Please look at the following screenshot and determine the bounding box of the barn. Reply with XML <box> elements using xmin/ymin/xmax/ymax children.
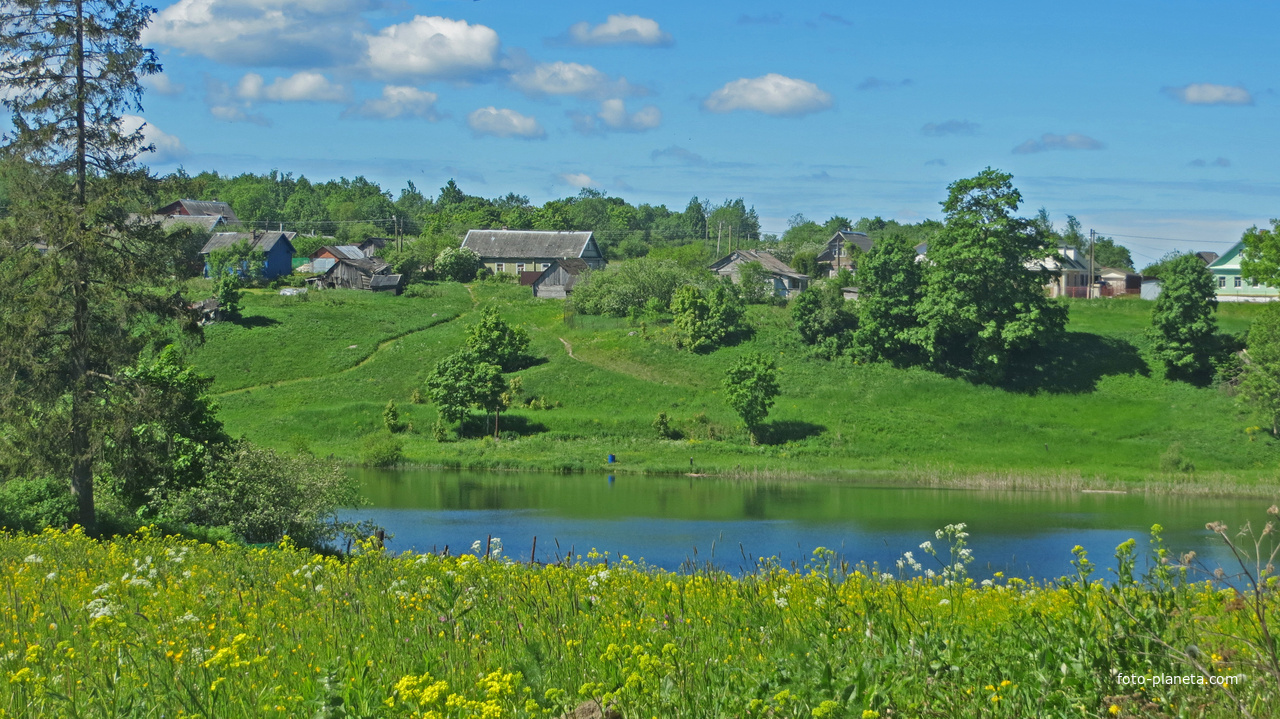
<box><xmin>531</xmin><ymin>259</ymin><xmax>590</xmax><ymax>299</ymax></box>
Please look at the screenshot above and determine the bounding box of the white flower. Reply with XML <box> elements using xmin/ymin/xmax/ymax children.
<box><xmin>127</xmin><ymin>577</ymin><xmax>152</xmax><ymax>588</ymax></box>
<box><xmin>919</xmin><ymin>541</ymin><xmax>933</xmax><ymax>552</ymax></box>
<box><xmin>814</xmin><ymin>597</ymin><xmax>826</xmax><ymax>607</ymax></box>
<box><xmin>896</xmin><ymin>559</ymin><xmax>905</xmax><ymax>569</ymax></box>
<box><xmin>85</xmin><ymin>598</ymin><xmax>116</xmax><ymax>619</ymax></box>
<box><xmin>938</xmin><ymin>599</ymin><xmax>950</xmax><ymax>606</ymax></box>
<box><xmin>176</xmin><ymin>612</ymin><xmax>199</xmax><ymax>624</ymax></box>
<box><xmin>925</xmin><ymin>569</ymin><xmax>936</xmax><ymax>579</ymax></box>
<box><xmin>880</xmin><ymin>573</ymin><xmax>894</xmax><ymax>582</ymax></box>
<box><xmin>959</xmin><ymin>548</ymin><xmax>973</xmax><ymax>560</ymax></box>
<box><xmin>471</xmin><ymin>540</ymin><xmax>483</xmax><ymax>553</ymax></box>
<box><xmin>772</xmin><ymin>590</ymin><xmax>788</xmax><ymax>608</ymax></box>
<box><xmin>935</xmin><ymin>529</ymin><xmax>944</xmax><ymax>539</ymax></box>
<box><xmin>981</xmin><ymin>579</ymin><xmax>993</xmax><ymax>587</ymax></box>
<box><xmin>92</xmin><ymin>582</ymin><xmax>111</xmax><ymax>594</ymax></box>
<box><xmin>45</xmin><ymin>572</ymin><xmax>57</xmax><ymax>581</ymax></box>
<box><xmin>23</xmin><ymin>554</ymin><xmax>42</xmax><ymax>564</ymax></box>
<box><xmin>313</xmin><ymin>584</ymin><xmax>324</xmax><ymax>592</ymax></box>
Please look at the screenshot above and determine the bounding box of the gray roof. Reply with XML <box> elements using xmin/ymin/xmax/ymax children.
<box><xmin>128</xmin><ymin>213</ymin><xmax>227</xmax><ymax>232</ymax></box>
<box><xmin>1196</xmin><ymin>251</ymin><xmax>1220</xmax><ymax>266</ymax></box>
<box><xmin>323</xmin><ymin>257</ymin><xmax>390</xmax><ymax>276</ymax></box>
<box><xmin>461</xmin><ymin>229</ymin><xmax>595</xmax><ymax>259</ymax></box>
<box><xmin>817</xmin><ymin>231</ymin><xmax>873</xmax><ymax>261</ymax></box>
<box><xmin>370</xmin><ymin>274</ymin><xmax>403</xmax><ymax>289</ymax></box>
<box><xmin>709</xmin><ymin>249</ymin><xmax>808</xmax><ymax>280</ymax></box>
<box><xmin>312</xmin><ymin>245</ymin><xmax>364</xmax><ymax>260</ymax></box>
<box><xmin>200</xmin><ymin>231</ymin><xmax>296</xmax><ymax>255</ymax></box>
<box><xmin>554</xmin><ymin>258</ymin><xmax>591</xmax><ymax>276</ymax></box>
<box><xmin>159</xmin><ymin>199</ymin><xmax>240</xmax><ymax>223</ymax></box>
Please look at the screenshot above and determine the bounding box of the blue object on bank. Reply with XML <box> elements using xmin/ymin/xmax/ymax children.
<box><xmin>607</xmin><ymin>454</ymin><xmax>616</xmax><ymax>463</ymax></box>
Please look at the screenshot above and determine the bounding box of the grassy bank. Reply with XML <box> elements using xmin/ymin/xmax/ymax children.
<box><xmin>3</xmin><ymin>527</ymin><xmax>1274</xmax><ymax>718</ymax></box>
<box><xmin>189</xmin><ymin>283</ymin><xmax>1280</xmax><ymax>489</ymax></box>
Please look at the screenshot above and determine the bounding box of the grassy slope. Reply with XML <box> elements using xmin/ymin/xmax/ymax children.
<box><xmin>191</xmin><ymin>284</ymin><xmax>1280</xmax><ymax>488</ymax></box>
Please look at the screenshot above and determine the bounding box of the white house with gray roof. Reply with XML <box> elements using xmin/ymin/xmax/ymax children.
<box><xmin>461</xmin><ymin>229</ymin><xmax>605</xmax><ymax>276</ymax></box>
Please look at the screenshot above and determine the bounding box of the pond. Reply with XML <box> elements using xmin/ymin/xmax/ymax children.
<box><xmin>341</xmin><ymin>469</ymin><xmax>1277</xmax><ymax>580</ymax></box>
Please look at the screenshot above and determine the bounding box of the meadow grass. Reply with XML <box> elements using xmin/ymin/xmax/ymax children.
<box><xmin>190</xmin><ymin>284</ymin><xmax>1280</xmax><ymax>488</ymax></box>
<box><xmin>2</xmin><ymin>526</ymin><xmax>1274</xmax><ymax>718</ymax></box>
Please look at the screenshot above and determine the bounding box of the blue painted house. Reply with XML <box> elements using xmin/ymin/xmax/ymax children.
<box><xmin>200</xmin><ymin>231</ymin><xmax>297</xmax><ymax>280</ymax></box>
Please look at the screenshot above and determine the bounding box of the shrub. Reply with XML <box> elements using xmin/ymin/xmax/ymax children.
<box><xmin>652</xmin><ymin>412</ymin><xmax>678</xmax><ymax>440</ymax></box>
<box><xmin>466</xmin><ymin>307</ymin><xmax>531</xmax><ymax>371</ymax></box>
<box><xmin>410</xmin><ymin>387</ymin><xmax>426</xmax><ymax>404</ymax></box>
<box><xmin>435</xmin><ymin>247</ymin><xmax>483</xmax><ymax>283</ymax></box>
<box><xmin>383</xmin><ymin>399</ymin><xmax>405</xmax><ymax>433</ymax></box>
<box><xmin>168</xmin><ymin>441</ymin><xmax>366</xmax><ymax>548</ymax></box>
<box><xmin>431</xmin><ymin>420</ymin><xmax>449</xmax><ymax>442</ymax></box>
<box><xmin>0</xmin><ymin>477</ymin><xmax>77</xmax><ymax>531</ymax></box>
<box><xmin>1158</xmin><ymin>443</ymin><xmax>1194</xmax><ymax>473</ymax></box>
<box><xmin>403</xmin><ymin>283</ymin><xmax>440</xmax><ymax>299</ymax></box>
<box><xmin>360</xmin><ymin>432</ymin><xmax>404</xmax><ymax>467</ymax></box>
<box><xmin>570</xmin><ymin>258</ymin><xmax>694</xmax><ymax>317</ymax></box>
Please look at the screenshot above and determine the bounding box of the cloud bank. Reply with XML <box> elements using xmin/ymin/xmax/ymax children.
<box><xmin>703</xmin><ymin>74</ymin><xmax>832</xmax><ymax>117</ymax></box>
<box><xmin>467</xmin><ymin>107</ymin><xmax>545</xmax><ymax>139</ymax></box>
<box><xmin>1012</xmin><ymin>133</ymin><xmax>1104</xmax><ymax>154</ymax></box>
<box><xmin>1163</xmin><ymin>83</ymin><xmax>1253</xmax><ymax>105</ymax></box>
<box><xmin>565</xmin><ymin>15</ymin><xmax>671</xmax><ymax>46</ymax></box>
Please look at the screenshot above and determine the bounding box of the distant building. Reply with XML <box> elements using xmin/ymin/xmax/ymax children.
<box><xmin>709</xmin><ymin>249</ymin><xmax>809</xmax><ymax>297</ymax></box>
<box><xmin>309</xmin><ymin>257</ymin><xmax>402</xmax><ymax>293</ymax></box>
<box><xmin>1032</xmin><ymin>245</ymin><xmax>1094</xmax><ymax>298</ymax></box>
<box><xmin>358</xmin><ymin>237</ymin><xmax>392</xmax><ymax>258</ymax></box>
<box><xmin>461</xmin><ymin>229</ymin><xmax>605</xmax><ymax>275</ymax></box>
<box><xmin>200</xmin><ymin>231</ymin><xmax>296</xmax><ymax>279</ymax></box>
<box><xmin>1195</xmin><ymin>251</ymin><xmax>1220</xmax><ymax>266</ymax></box>
<box><xmin>1098</xmin><ymin>266</ymin><xmax>1141</xmax><ymax>295</ymax></box>
<box><xmin>309</xmin><ymin>245</ymin><xmax>366</xmax><ymax>273</ymax></box>
<box><xmin>816</xmin><ymin>231</ymin><xmax>873</xmax><ymax>274</ymax></box>
<box><xmin>532</xmin><ymin>259</ymin><xmax>591</xmax><ymax>299</ymax></box>
<box><xmin>1208</xmin><ymin>241</ymin><xmax>1280</xmax><ymax>302</ymax></box>
<box><xmin>157</xmin><ymin>199</ymin><xmax>240</xmax><ymax>225</ymax></box>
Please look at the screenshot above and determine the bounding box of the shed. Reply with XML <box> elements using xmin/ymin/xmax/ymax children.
<box><xmin>1140</xmin><ymin>279</ymin><xmax>1162</xmax><ymax>301</ymax></box>
<box><xmin>309</xmin><ymin>245</ymin><xmax>366</xmax><ymax>273</ymax></box>
<box><xmin>200</xmin><ymin>231</ymin><xmax>297</xmax><ymax>279</ymax></box>
<box><xmin>369</xmin><ymin>274</ymin><xmax>405</xmax><ymax>295</ymax></box>
<box><xmin>708</xmin><ymin>249</ymin><xmax>809</xmax><ymax>297</ymax></box>
<box><xmin>358</xmin><ymin>237</ymin><xmax>391</xmax><ymax>258</ymax></box>
<box><xmin>158</xmin><ymin>199</ymin><xmax>240</xmax><ymax>224</ymax></box>
<box><xmin>189</xmin><ymin>297</ymin><xmax>222</xmax><ymax>325</ymax></box>
<box><xmin>532</xmin><ymin>259</ymin><xmax>590</xmax><ymax>299</ymax></box>
<box><xmin>1098</xmin><ymin>266</ymin><xmax>1141</xmax><ymax>294</ymax></box>
<box><xmin>461</xmin><ymin>229</ymin><xmax>605</xmax><ymax>275</ymax></box>
<box><xmin>310</xmin><ymin>257</ymin><xmax>394</xmax><ymax>291</ymax></box>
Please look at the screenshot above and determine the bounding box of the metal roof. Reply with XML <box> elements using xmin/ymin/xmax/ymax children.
<box><xmin>461</xmin><ymin>229</ymin><xmax>594</xmax><ymax>259</ymax></box>
<box><xmin>200</xmin><ymin>231</ymin><xmax>296</xmax><ymax>255</ymax></box>
<box><xmin>370</xmin><ymin>274</ymin><xmax>403</xmax><ymax>289</ymax></box>
<box><xmin>159</xmin><ymin>199</ymin><xmax>240</xmax><ymax>223</ymax></box>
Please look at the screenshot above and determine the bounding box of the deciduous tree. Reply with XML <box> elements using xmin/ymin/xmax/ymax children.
<box><xmin>1147</xmin><ymin>252</ymin><xmax>1219</xmax><ymax>383</ymax></box>
<box><xmin>854</xmin><ymin>234</ymin><xmax>923</xmax><ymax>364</ymax></box>
<box><xmin>722</xmin><ymin>352</ymin><xmax>780</xmax><ymax>443</ymax></box>
<box><xmin>1239</xmin><ymin>304</ymin><xmax>1280</xmax><ymax>436</ymax></box>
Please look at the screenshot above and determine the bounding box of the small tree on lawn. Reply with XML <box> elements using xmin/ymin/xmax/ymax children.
<box><xmin>791</xmin><ymin>279</ymin><xmax>856</xmax><ymax>359</ymax></box>
<box><xmin>722</xmin><ymin>352</ymin><xmax>780</xmax><ymax>444</ymax></box>
<box><xmin>671</xmin><ymin>285</ymin><xmax>712</xmax><ymax>352</ymax></box>
<box><xmin>466</xmin><ymin>307</ymin><xmax>530</xmax><ymax>371</ymax></box>
<box><xmin>736</xmin><ymin>261</ymin><xmax>772</xmax><ymax>304</ymax></box>
<box><xmin>1239</xmin><ymin>304</ymin><xmax>1280</xmax><ymax>436</ymax></box>
<box><xmin>424</xmin><ymin>351</ymin><xmax>481</xmax><ymax>437</ymax></box>
<box><xmin>1147</xmin><ymin>252</ymin><xmax>1218</xmax><ymax>383</ymax></box>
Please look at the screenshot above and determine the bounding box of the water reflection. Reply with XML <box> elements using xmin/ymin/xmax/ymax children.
<box><xmin>341</xmin><ymin>469</ymin><xmax>1277</xmax><ymax>579</ymax></box>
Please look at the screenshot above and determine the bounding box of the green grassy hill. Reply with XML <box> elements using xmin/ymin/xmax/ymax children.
<box><xmin>189</xmin><ymin>283</ymin><xmax>1280</xmax><ymax>489</ymax></box>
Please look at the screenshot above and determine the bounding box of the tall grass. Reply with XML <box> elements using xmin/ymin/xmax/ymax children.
<box><xmin>2</xmin><ymin>524</ymin><xmax>1275</xmax><ymax>717</ymax></box>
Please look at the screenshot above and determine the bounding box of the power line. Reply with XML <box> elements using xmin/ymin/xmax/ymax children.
<box><xmin>1101</xmin><ymin>232</ymin><xmax>1239</xmax><ymax>245</ymax></box>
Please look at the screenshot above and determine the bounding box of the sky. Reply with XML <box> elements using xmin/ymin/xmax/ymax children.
<box><xmin>130</xmin><ymin>0</ymin><xmax>1280</xmax><ymax>266</ymax></box>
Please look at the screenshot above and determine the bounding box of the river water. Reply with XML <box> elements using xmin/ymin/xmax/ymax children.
<box><xmin>341</xmin><ymin>469</ymin><xmax>1277</xmax><ymax>580</ymax></box>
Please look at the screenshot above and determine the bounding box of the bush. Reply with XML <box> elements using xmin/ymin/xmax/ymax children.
<box><xmin>570</xmin><ymin>258</ymin><xmax>694</xmax><ymax>317</ymax></box>
<box><xmin>435</xmin><ymin>247</ymin><xmax>483</xmax><ymax>283</ymax></box>
<box><xmin>0</xmin><ymin>477</ymin><xmax>77</xmax><ymax>531</ymax></box>
<box><xmin>403</xmin><ymin>283</ymin><xmax>440</xmax><ymax>299</ymax></box>
<box><xmin>1158</xmin><ymin>442</ymin><xmax>1194</xmax><ymax>473</ymax></box>
<box><xmin>360</xmin><ymin>432</ymin><xmax>404</xmax><ymax>467</ymax></box>
<box><xmin>431</xmin><ymin>420</ymin><xmax>449</xmax><ymax>442</ymax></box>
<box><xmin>167</xmin><ymin>441</ymin><xmax>366</xmax><ymax>548</ymax></box>
<box><xmin>383</xmin><ymin>399</ymin><xmax>405</xmax><ymax>433</ymax></box>
<box><xmin>652</xmin><ymin>412</ymin><xmax>678</xmax><ymax>440</ymax></box>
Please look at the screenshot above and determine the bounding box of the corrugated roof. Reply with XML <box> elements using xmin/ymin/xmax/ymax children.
<box><xmin>555</xmin><ymin>258</ymin><xmax>591</xmax><ymax>276</ymax></box>
<box><xmin>200</xmin><ymin>231</ymin><xmax>296</xmax><ymax>255</ymax></box>
<box><xmin>370</xmin><ymin>274</ymin><xmax>403</xmax><ymax>289</ymax></box>
<box><xmin>462</xmin><ymin>229</ymin><xmax>594</xmax><ymax>259</ymax></box>
<box><xmin>159</xmin><ymin>199</ymin><xmax>240</xmax><ymax>223</ymax></box>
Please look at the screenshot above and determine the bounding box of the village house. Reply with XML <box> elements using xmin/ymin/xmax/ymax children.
<box><xmin>1208</xmin><ymin>241</ymin><xmax>1280</xmax><ymax>302</ymax></box>
<box><xmin>1032</xmin><ymin>245</ymin><xmax>1095</xmax><ymax>298</ymax></box>
<box><xmin>531</xmin><ymin>259</ymin><xmax>590</xmax><ymax>299</ymax></box>
<box><xmin>358</xmin><ymin>237</ymin><xmax>391</xmax><ymax>258</ymax></box>
<box><xmin>157</xmin><ymin>199</ymin><xmax>241</xmax><ymax>225</ymax></box>
<box><xmin>816</xmin><ymin>230</ymin><xmax>873</xmax><ymax>274</ymax></box>
<box><xmin>200</xmin><ymin>231</ymin><xmax>297</xmax><ymax>279</ymax></box>
<box><xmin>461</xmin><ymin>229</ymin><xmax>606</xmax><ymax>275</ymax></box>
<box><xmin>307</xmin><ymin>245</ymin><xmax>366</xmax><ymax>273</ymax></box>
<box><xmin>709</xmin><ymin>249</ymin><xmax>809</xmax><ymax>298</ymax></box>
<box><xmin>1098</xmin><ymin>266</ymin><xmax>1141</xmax><ymax>296</ymax></box>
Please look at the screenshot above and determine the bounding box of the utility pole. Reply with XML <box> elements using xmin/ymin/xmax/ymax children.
<box><xmin>1089</xmin><ymin>229</ymin><xmax>1096</xmax><ymax>299</ymax></box>
<box><xmin>728</xmin><ymin>226</ymin><xmax>733</xmax><ymax>254</ymax></box>
<box><xmin>717</xmin><ymin>221</ymin><xmax>723</xmax><ymax>255</ymax></box>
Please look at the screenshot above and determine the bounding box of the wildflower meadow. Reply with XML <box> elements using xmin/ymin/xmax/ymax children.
<box><xmin>2</xmin><ymin>519</ymin><xmax>1278</xmax><ymax>718</ymax></box>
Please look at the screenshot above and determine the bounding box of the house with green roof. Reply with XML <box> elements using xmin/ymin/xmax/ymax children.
<box><xmin>1207</xmin><ymin>241</ymin><xmax>1280</xmax><ymax>302</ymax></box>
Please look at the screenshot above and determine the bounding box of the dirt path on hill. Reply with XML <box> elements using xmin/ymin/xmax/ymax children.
<box><xmin>558</xmin><ymin>337</ymin><xmax>582</xmax><ymax>361</ymax></box>
<box><xmin>214</xmin><ymin>311</ymin><xmax>466</xmax><ymax>397</ymax></box>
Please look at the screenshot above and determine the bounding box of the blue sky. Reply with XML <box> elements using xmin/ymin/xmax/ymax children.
<box><xmin>133</xmin><ymin>0</ymin><xmax>1280</xmax><ymax>266</ymax></box>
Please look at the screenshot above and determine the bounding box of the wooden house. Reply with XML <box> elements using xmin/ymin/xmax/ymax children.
<box><xmin>157</xmin><ymin>199</ymin><xmax>240</xmax><ymax>225</ymax></box>
<box><xmin>309</xmin><ymin>245</ymin><xmax>365</xmax><ymax>273</ymax></box>
<box><xmin>532</xmin><ymin>259</ymin><xmax>590</xmax><ymax>298</ymax></box>
<box><xmin>817</xmin><ymin>231</ymin><xmax>873</xmax><ymax>274</ymax></box>
<box><xmin>358</xmin><ymin>237</ymin><xmax>391</xmax><ymax>258</ymax></box>
<box><xmin>708</xmin><ymin>249</ymin><xmax>809</xmax><ymax>297</ymax></box>
<box><xmin>200</xmin><ymin>231</ymin><xmax>296</xmax><ymax>279</ymax></box>
<box><xmin>1098</xmin><ymin>266</ymin><xmax>1141</xmax><ymax>295</ymax></box>
<box><xmin>461</xmin><ymin>229</ymin><xmax>605</xmax><ymax>275</ymax></box>
<box><xmin>1030</xmin><ymin>245</ymin><xmax>1094</xmax><ymax>298</ymax></box>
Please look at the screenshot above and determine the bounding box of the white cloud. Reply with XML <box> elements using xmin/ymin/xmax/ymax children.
<box><xmin>144</xmin><ymin>0</ymin><xmax>372</xmax><ymax>68</ymax></box>
<box><xmin>467</xmin><ymin>107</ymin><xmax>545</xmax><ymax>139</ymax></box>
<box><xmin>144</xmin><ymin>73</ymin><xmax>185</xmax><ymax>96</ymax></box>
<box><xmin>365</xmin><ymin>16</ymin><xmax>500</xmax><ymax>80</ymax></box>
<box><xmin>119</xmin><ymin>114</ymin><xmax>188</xmax><ymax>164</ymax></box>
<box><xmin>237</xmin><ymin>72</ymin><xmax>347</xmax><ymax>102</ymax></box>
<box><xmin>205</xmin><ymin>77</ymin><xmax>270</xmax><ymax>125</ymax></box>
<box><xmin>1163</xmin><ymin>83</ymin><xmax>1253</xmax><ymax>106</ymax></box>
<box><xmin>566</xmin><ymin>14</ymin><xmax>671</xmax><ymax>46</ymax></box>
<box><xmin>558</xmin><ymin>172</ymin><xmax>596</xmax><ymax>188</ymax></box>
<box><xmin>510</xmin><ymin>61</ymin><xmax>642</xmax><ymax>100</ymax></box>
<box><xmin>597</xmin><ymin>99</ymin><xmax>661</xmax><ymax>131</ymax></box>
<box><xmin>1012</xmin><ymin>133</ymin><xmax>1104</xmax><ymax>154</ymax></box>
<box><xmin>922</xmin><ymin>120</ymin><xmax>978</xmax><ymax>136</ymax></box>
<box><xmin>352</xmin><ymin>85</ymin><xmax>439</xmax><ymax>120</ymax></box>
<box><xmin>703</xmin><ymin>73</ymin><xmax>832</xmax><ymax>116</ymax></box>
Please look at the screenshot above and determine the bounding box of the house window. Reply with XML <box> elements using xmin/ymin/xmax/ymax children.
<box><xmin>1235</xmin><ymin>276</ymin><xmax>1243</xmax><ymax>288</ymax></box>
<box><xmin>541</xmin><ymin>263</ymin><xmax>550</xmax><ymax>270</ymax></box>
<box><xmin>495</xmin><ymin>263</ymin><xmax>504</xmax><ymax>273</ymax></box>
<box><xmin>1218</xmin><ymin>276</ymin><xmax>1226</xmax><ymax>288</ymax></box>
<box><xmin>517</xmin><ymin>263</ymin><xmax>526</xmax><ymax>272</ymax></box>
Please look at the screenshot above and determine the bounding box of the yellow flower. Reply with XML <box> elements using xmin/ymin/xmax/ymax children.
<box><xmin>1108</xmin><ymin>704</ymin><xmax>1121</xmax><ymax>716</ymax></box>
<box><xmin>861</xmin><ymin>711</ymin><xmax>879</xmax><ymax>719</ymax></box>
